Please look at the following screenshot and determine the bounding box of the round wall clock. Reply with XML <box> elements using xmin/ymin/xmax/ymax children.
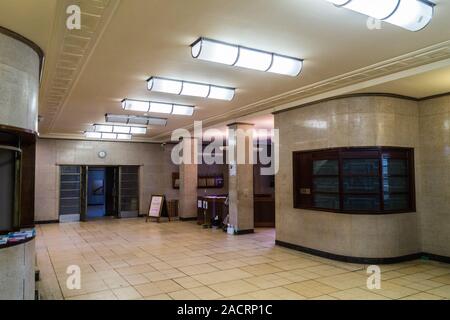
<box><xmin>98</xmin><ymin>151</ymin><xmax>107</xmax><ymax>159</ymax></box>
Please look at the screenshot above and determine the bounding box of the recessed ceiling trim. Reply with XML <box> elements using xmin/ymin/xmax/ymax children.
<box><xmin>39</xmin><ymin>0</ymin><xmax>121</xmax><ymax>133</ymax></box>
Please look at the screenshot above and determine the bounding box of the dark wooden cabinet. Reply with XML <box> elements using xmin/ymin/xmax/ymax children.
<box><xmin>254</xmin><ymin>194</ymin><xmax>275</xmax><ymax>228</ymax></box>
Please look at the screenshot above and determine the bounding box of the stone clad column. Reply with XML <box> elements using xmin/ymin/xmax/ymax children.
<box><xmin>179</xmin><ymin>137</ymin><xmax>199</xmax><ymax>220</ymax></box>
<box><xmin>227</xmin><ymin>122</ymin><xmax>254</xmax><ymax>234</ymax></box>
<box><xmin>0</xmin><ymin>27</ymin><xmax>42</xmax><ymax>300</ymax></box>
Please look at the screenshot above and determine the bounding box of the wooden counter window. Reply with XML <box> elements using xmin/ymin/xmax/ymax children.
<box><xmin>293</xmin><ymin>147</ymin><xmax>415</xmax><ymax>214</ymax></box>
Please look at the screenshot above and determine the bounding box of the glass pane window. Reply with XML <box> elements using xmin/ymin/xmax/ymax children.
<box><xmin>384</xmin><ymin>194</ymin><xmax>409</xmax><ymax>211</ymax></box>
<box><xmin>314</xmin><ymin>194</ymin><xmax>340</xmax><ymax>210</ymax></box>
<box><xmin>293</xmin><ymin>147</ymin><xmax>415</xmax><ymax>214</ymax></box>
<box><xmin>383</xmin><ymin>177</ymin><xmax>408</xmax><ymax>193</ymax></box>
<box><xmin>313</xmin><ymin>160</ymin><xmax>338</xmax><ymax>175</ymax></box>
<box><xmin>313</xmin><ymin>177</ymin><xmax>339</xmax><ymax>193</ymax></box>
<box><xmin>343</xmin><ymin>195</ymin><xmax>381</xmax><ymax>211</ymax></box>
<box><xmin>343</xmin><ymin>176</ymin><xmax>380</xmax><ymax>193</ymax></box>
<box><xmin>343</xmin><ymin>159</ymin><xmax>379</xmax><ymax>175</ymax></box>
<box><xmin>383</xmin><ymin>158</ymin><xmax>407</xmax><ymax>176</ymax></box>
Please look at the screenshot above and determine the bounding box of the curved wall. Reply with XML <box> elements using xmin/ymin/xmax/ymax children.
<box><xmin>0</xmin><ymin>28</ymin><xmax>40</xmax><ymax>300</ymax></box>
<box><xmin>0</xmin><ymin>30</ymin><xmax>40</xmax><ymax>132</ymax></box>
<box><xmin>0</xmin><ymin>239</ymin><xmax>35</xmax><ymax>300</ymax></box>
<box><xmin>274</xmin><ymin>95</ymin><xmax>421</xmax><ymax>261</ymax></box>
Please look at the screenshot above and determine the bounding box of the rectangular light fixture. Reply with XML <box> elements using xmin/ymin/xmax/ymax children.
<box><xmin>84</xmin><ymin>131</ymin><xmax>132</xmax><ymax>140</ymax></box>
<box><xmin>325</xmin><ymin>0</ymin><xmax>434</xmax><ymax>32</ymax></box>
<box><xmin>191</xmin><ymin>38</ymin><xmax>303</xmax><ymax>77</ymax></box>
<box><xmin>147</xmin><ymin>77</ymin><xmax>235</xmax><ymax>101</ymax></box>
<box><xmin>121</xmin><ymin>99</ymin><xmax>195</xmax><ymax>116</ymax></box>
<box><xmin>93</xmin><ymin>124</ymin><xmax>147</xmax><ymax>135</ymax></box>
<box><xmin>106</xmin><ymin>113</ymin><xmax>168</xmax><ymax>127</ymax></box>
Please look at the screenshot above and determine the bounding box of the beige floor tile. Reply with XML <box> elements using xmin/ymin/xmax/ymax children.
<box><xmin>124</xmin><ymin>274</ymin><xmax>151</xmax><ymax>286</ymax></box>
<box><xmin>113</xmin><ymin>286</ymin><xmax>142</xmax><ymax>300</ymax></box>
<box><xmin>189</xmin><ymin>286</ymin><xmax>223</xmax><ymax>300</ymax></box>
<box><xmin>37</xmin><ymin>219</ymin><xmax>448</xmax><ymax>301</ymax></box>
<box><xmin>192</xmin><ymin>269</ymin><xmax>253</xmax><ymax>285</ymax></box>
<box><xmin>102</xmin><ymin>276</ymin><xmax>130</xmax><ymax>289</ymax></box>
<box><xmin>115</xmin><ymin>264</ymin><xmax>155</xmax><ymax>276</ymax></box>
<box><xmin>173</xmin><ymin>276</ymin><xmax>204</xmax><ymax>289</ymax></box>
<box><xmin>178</xmin><ymin>263</ymin><xmax>219</xmax><ymax>276</ymax></box>
<box><xmin>240</xmin><ymin>263</ymin><xmax>283</xmax><ymax>276</ymax></box>
<box><xmin>135</xmin><ymin>282</ymin><xmax>164</xmax><ymax>297</ymax></box>
<box><xmin>304</xmin><ymin>264</ymin><xmax>348</xmax><ymax>277</ymax></box>
<box><xmin>68</xmin><ymin>290</ymin><xmax>118</xmax><ymax>300</ymax></box>
<box><xmin>244</xmin><ymin>274</ymin><xmax>293</xmax><ymax>289</ymax></box>
<box><xmin>169</xmin><ymin>289</ymin><xmax>199</xmax><ymax>300</ymax></box>
<box><xmin>426</xmin><ymin>285</ymin><xmax>450</xmax><ymax>299</ymax></box>
<box><xmin>144</xmin><ymin>293</ymin><xmax>173</xmax><ymax>300</ymax></box>
<box><xmin>153</xmin><ymin>279</ymin><xmax>184</xmax><ymax>293</ymax></box>
<box><xmin>269</xmin><ymin>258</ymin><xmax>321</xmax><ymax>271</ymax></box>
<box><xmin>209</xmin><ymin>280</ymin><xmax>259</xmax><ymax>297</ymax></box>
<box><xmin>330</xmin><ymin>288</ymin><xmax>388</xmax><ymax>300</ymax></box>
<box><xmin>249</xmin><ymin>287</ymin><xmax>306</xmax><ymax>300</ymax></box>
<box><xmin>275</xmin><ymin>269</ymin><xmax>320</xmax><ymax>282</ymax></box>
<box><xmin>309</xmin><ymin>295</ymin><xmax>338</xmax><ymax>300</ymax></box>
<box><xmin>431</xmin><ymin>275</ymin><xmax>450</xmax><ymax>285</ymax></box>
<box><xmin>284</xmin><ymin>280</ymin><xmax>339</xmax><ymax>298</ymax></box>
<box><xmin>401</xmin><ymin>292</ymin><xmax>443</xmax><ymax>300</ymax></box>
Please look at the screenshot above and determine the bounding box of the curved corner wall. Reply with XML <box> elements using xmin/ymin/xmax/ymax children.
<box><xmin>0</xmin><ymin>28</ymin><xmax>40</xmax><ymax>133</ymax></box>
<box><xmin>274</xmin><ymin>95</ymin><xmax>421</xmax><ymax>263</ymax></box>
<box><xmin>0</xmin><ymin>239</ymin><xmax>35</xmax><ymax>300</ymax></box>
<box><xmin>0</xmin><ymin>27</ymin><xmax>41</xmax><ymax>300</ymax></box>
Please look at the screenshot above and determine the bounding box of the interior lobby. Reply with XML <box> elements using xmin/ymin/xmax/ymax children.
<box><xmin>1</xmin><ymin>0</ymin><xmax>450</xmax><ymax>301</ymax></box>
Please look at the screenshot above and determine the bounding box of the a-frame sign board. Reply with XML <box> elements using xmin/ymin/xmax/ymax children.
<box><xmin>146</xmin><ymin>195</ymin><xmax>170</xmax><ymax>223</ymax></box>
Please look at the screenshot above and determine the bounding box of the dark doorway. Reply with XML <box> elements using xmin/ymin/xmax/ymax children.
<box><xmin>87</xmin><ymin>168</ymin><xmax>106</xmax><ymax>218</ymax></box>
<box><xmin>86</xmin><ymin>167</ymin><xmax>119</xmax><ymax>219</ymax></box>
<box><xmin>105</xmin><ymin>167</ymin><xmax>119</xmax><ymax>217</ymax></box>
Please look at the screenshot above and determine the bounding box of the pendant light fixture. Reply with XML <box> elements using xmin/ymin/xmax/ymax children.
<box><xmin>326</xmin><ymin>0</ymin><xmax>435</xmax><ymax>32</ymax></box>
<box><xmin>191</xmin><ymin>37</ymin><xmax>303</xmax><ymax>77</ymax></box>
<box><xmin>147</xmin><ymin>77</ymin><xmax>235</xmax><ymax>101</ymax></box>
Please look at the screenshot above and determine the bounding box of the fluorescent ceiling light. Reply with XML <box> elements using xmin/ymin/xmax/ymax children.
<box><xmin>116</xmin><ymin>134</ymin><xmax>132</xmax><ymax>140</ymax></box>
<box><xmin>130</xmin><ymin>127</ymin><xmax>147</xmax><ymax>134</ymax></box>
<box><xmin>84</xmin><ymin>131</ymin><xmax>102</xmax><ymax>139</ymax></box>
<box><xmin>106</xmin><ymin>113</ymin><xmax>168</xmax><ymax>126</ymax></box>
<box><xmin>94</xmin><ymin>124</ymin><xmax>113</xmax><ymax>133</ymax></box>
<box><xmin>84</xmin><ymin>131</ymin><xmax>132</xmax><ymax>140</ymax></box>
<box><xmin>101</xmin><ymin>133</ymin><xmax>118</xmax><ymax>140</ymax></box>
<box><xmin>172</xmin><ymin>105</ymin><xmax>195</xmax><ymax>116</ymax></box>
<box><xmin>191</xmin><ymin>38</ymin><xmax>303</xmax><ymax>77</ymax></box>
<box><xmin>121</xmin><ymin>99</ymin><xmax>195</xmax><ymax>116</ymax></box>
<box><xmin>147</xmin><ymin>77</ymin><xmax>235</xmax><ymax>101</ymax></box>
<box><xmin>150</xmin><ymin>102</ymin><xmax>173</xmax><ymax>114</ymax></box>
<box><xmin>93</xmin><ymin>124</ymin><xmax>147</xmax><ymax>135</ymax></box>
<box><xmin>326</xmin><ymin>0</ymin><xmax>434</xmax><ymax>31</ymax></box>
<box><xmin>121</xmin><ymin>99</ymin><xmax>149</xmax><ymax>112</ymax></box>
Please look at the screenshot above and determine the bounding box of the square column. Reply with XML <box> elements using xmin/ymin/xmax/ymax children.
<box><xmin>227</xmin><ymin>122</ymin><xmax>254</xmax><ymax>234</ymax></box>
<box><xmin>179</xmin><ymin>137</ymin><xmax>198</xmax><ymax>220</ymax></box>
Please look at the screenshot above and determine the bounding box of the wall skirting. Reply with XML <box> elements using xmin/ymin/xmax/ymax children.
<box><xmin>179</xmin><ymin>217</ymin><xmax>197</xmax><ymax>222</ymax></box>
<box><xmin>35</xmin><ymin>220</ymin><xmax>59</xmax><ymax>225</ymax></box>
<box><xmin>235</xmin><ymin>229</ymin><xmax>255</xmax><ymax>235</ymax></box>
<box><xmin>276</xmin><ymin>240</ymin><xmax>449</xmax><ymax>265</ymax></box>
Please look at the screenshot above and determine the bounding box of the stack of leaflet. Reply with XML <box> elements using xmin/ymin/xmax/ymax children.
<box><xmin>1</xmin><ymin>228</ymin><xmax>36</xmax><ymax>245</ymax></box>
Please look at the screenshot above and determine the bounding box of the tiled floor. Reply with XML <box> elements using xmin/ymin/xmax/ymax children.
<box><xmin>36</xmin><ymin>218</ymin><xmax>450</xmax><ymax>300</ymax></box>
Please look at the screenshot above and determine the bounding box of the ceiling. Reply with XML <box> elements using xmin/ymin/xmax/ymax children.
<box><xmin>1</xmin><ymin>0</ymin><xmax>450</xmax><ymax>142</ymax></box>
<box><xmin>355</xmin><ymin>64</ymin><xmax>450</xmax><ymax>98</ymax></box>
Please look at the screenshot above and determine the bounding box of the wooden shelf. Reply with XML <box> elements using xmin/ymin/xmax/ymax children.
<box><xmin>172</xmin><ymin>172</ymin><xmax>224</xmax><ymax>189</ymax></box>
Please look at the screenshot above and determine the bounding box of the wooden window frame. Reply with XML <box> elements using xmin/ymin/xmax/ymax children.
<box><xmin>293</xmin><ymin>147</ymin><xmax>416</xmax><ymax>215</ymax></box>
